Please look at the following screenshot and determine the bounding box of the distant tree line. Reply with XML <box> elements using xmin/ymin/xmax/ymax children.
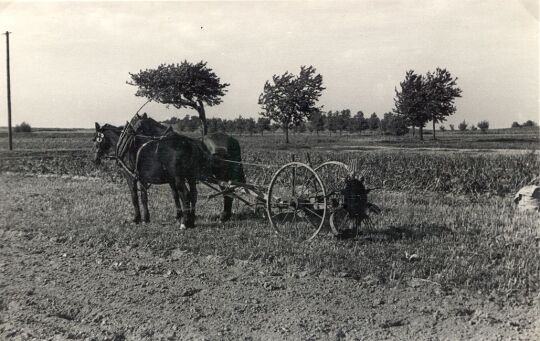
<box><xmin>162</xmin><ymin>110</ymin><xmax>409</xmax><ymax>136</ymax></box>
<box><xmin>511</xmin><ymin>120</ymin><xmax>537</xmax><ymax>128</ymax></box>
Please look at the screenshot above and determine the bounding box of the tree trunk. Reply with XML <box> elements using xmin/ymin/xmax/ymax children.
<box><xmin>419</xmin><ymin>126</ymin><xmax>424</xmax><ymax>140</ymax></box>
<box><xmin>197</xmin><ymin>100</ymin><xmax>208</xmax><ymax>136</ymax></box>
<box><xmin>432</xmin><ymin>119</ymin><xmax>436</xmax><ymax>140</ymax></box>
<box><xmin>285</xmin><ymin>125</ymin><xmax>289</xmax><ymax>143</ymax></box>
<box><xmin>412</xmin><ymin>125</ymin><xmax>415</xmax><ymax>136</ymax></box>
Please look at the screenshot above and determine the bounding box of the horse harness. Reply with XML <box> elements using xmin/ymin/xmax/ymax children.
<box><xmin>114</xmin><ymin>122</ymin><xmax>174</xmax><ymax>183</ymax></box>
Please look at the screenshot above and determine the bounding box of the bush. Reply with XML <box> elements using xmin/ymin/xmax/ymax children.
<box><xmin>471</xmin><ymin>125</ymin><xmax>478</xmax><ymax>131</ymax></box>
<box><xmin>14</xmin><ymin>121</ymin><xmax>32</xmax><ymax>133</ymax></box>
<box><xmin>477</xmin><ymin>120</ymin><xmax>489</xmax><ymax>133</ymax></box>
<box><xmin>439</xmin><ymin>125</ymin><xmax>446</xmax><ymax>131</ymax></box>
<box><xmin>511</xmin><ymin>121</ymin><xmax>520</xmax><ymax>128</ymax></box>
<box><xmin>458</xmin><ymin>120</ymin><xmax>467</xmax><ymax>131</ymax></box>
<box><xmin>449</xmin><ymin>124</ymin><xmax>455</xmax><ymax>131</ymax></box>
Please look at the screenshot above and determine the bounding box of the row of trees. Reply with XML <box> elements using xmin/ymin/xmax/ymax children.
<box><xmin>127</xmin><ymin>60</ymin><xmax>536</xmax><ymax>142</ymax></box>
<box><xmin>164</xmin><ymin>110</ymin><xmax>409</xmax><ymax>136</ymax></box>
<box><xmin>128</xmin><ymin>61</ymin><xmax>461</xmax><ymax>142</ymax></box>
<box><xmin>511</xmin><ymin>120</ymin><xmax>537</xmax><ymax>128</ymax></box>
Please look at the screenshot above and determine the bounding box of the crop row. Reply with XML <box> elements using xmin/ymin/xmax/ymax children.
<box><xmin>1</xmin><ymin>149</ymin><xmax>538</xmax><ymax>196</ymax></box>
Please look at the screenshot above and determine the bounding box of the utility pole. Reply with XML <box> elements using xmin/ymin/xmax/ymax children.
<box><xmin>4</xmin><ymin>31</ymin><xmax>12</xmax><ymax>150</ymax></box>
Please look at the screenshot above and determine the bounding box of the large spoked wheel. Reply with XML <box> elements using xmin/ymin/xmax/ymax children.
<box><xmin>266</xmin><ymin>162</ymin><xmax>327</xmax><ymax>241</ymax></box>
<box><xmin>314</xmin><ymin>161</ymin><xmax>351</xmax><ymax>235</ymax></box>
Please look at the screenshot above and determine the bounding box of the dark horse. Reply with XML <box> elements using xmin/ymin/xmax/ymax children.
<box><xmin>93</xmin><ymin>114</ymin><xmax>245</xmax><ymax>227</ymax></box>
<box><xmin>93</xmin><ymin>121</ymin><xmax>210</xmax><ymax>228</ymax></box>
<box><xmin>128</xmin><ymin>113</ymin><xmax>245</xmax><ymax>222</ymax></box>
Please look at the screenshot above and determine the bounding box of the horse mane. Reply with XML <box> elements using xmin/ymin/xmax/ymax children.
<box><xmin>101</xmin><ymin>123</ymin><xmax>123</xmax><ymax>132</ymax></box>
<box><xmin>145</xmin><ymin>116</ymin><xmax>167</xmax><ymax>130</ymax></box>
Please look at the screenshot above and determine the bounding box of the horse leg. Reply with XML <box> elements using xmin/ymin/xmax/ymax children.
<box><xmin>128</xmin><ymin>178</ymin><xmax>141</xmax><ymax>224</ymax></box>
<box><xmin>219</xmin><ymin>185</ymin><xmax>233</xmax><ymax>222</ymax></box>
<box><xmin>175</xmin><ymin>178</ymin><xmax>190</xmax><ymax>229</ymax></box>
<box><xmin>140</xmin><ymin>183</ymin><xmax>150</xmax><ymax>223</ymax></box>
<box><xmin>187</xmin><ymin>178</ymin><xmax>197</xmax><ymax>228</ymax></box>
<box><xmin>169</xmin><ymin>183</ymin><xmax>183</xmax><ymax>221</ymax></box>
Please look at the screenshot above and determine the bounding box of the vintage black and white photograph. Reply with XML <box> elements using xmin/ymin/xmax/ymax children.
<box><xmin>0</xmin><ymin>0</ymin><xmax>538</xmax><ymax>340</ymax></box>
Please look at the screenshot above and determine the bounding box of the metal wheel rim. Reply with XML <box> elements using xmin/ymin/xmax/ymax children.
<box><xmin>329</xmin><ymin>207</ymin><xmax>359</xmax><ymax>237</ymax></box>
<box><xmin>266</xmin><ymin>162</ymin><xmax>327</xmax><ymax>241</ymax></box>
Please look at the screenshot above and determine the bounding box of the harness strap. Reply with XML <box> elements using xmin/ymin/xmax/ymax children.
<box><xmin>213</xmin><ymin>156</ymin><xmax>276</xmax><ymax>169</ymax></box>
<box><xmin>135</xmin><ymin>140</ymin><xmax>155</xmax><ymax>175</ymax></box>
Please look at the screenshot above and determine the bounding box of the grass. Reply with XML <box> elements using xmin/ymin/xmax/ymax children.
<box><xmin>1</xmin><ymin>174</ymin><xmax>538</xmax><ymax>298</ymax></box>
<box><xmin>0</xmin><ymin>127</ymin><xmax>538</xmax><ymax>299</ymax></box>
<box><xmin>0</xmin><ymin>126</ymin><xmax>538</xmax><ymax>151</ymax></box>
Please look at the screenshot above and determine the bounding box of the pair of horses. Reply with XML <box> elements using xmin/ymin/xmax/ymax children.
<box><xmin>93</xmin><ymin>113</ymin><xmax>245</xmax><ymax>228</ymax></box>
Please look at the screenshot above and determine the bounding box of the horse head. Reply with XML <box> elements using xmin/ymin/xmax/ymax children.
<box><xmin>129</xmin><ymin>112</ymin><xmax>168</xmax><ymax>137</ymax></box>
<box><xmin>93</xmin><ymin>122</ymin><xmax>122</xmax><ymax>165</ymax></box>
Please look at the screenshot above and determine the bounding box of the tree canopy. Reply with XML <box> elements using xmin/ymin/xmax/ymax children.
<box><xmin>128</xmin><ymin>61</ymin><xmax>229</xmax><ymax>136</ymax></box>
<box><xmin>394</xmin><ymin>68</ymin><xmax>461</xmax><ymax>140</ymax></box>
<box><xmin>424</xmin><ymin>68</ymin><xmax>462</xmax><ymax>138</ymax></box>
<box><xmin>258</xmin><ymin>65</ymin><xmax>325</xmax><ymax>143</ymax></box>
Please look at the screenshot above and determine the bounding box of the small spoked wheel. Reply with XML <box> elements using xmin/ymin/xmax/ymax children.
<box><xmin>266</xmin><ymin>162</ymin><xmax>327</xmax><ymax>241</ymax></box>
<box><xmin>330</xmin><ymin>207</ymin><xmax>360</xmax><ymax>238</ymax></box>
<box><xmin>314</xmin><ymin>161</ymin><xmax>351</xmax><ymax>234</ymax></box>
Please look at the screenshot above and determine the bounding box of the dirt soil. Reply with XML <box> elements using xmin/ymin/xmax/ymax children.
<box><xmin>1</xmin><ymin>225</ymin><xmax>538</xmax><ymax>341</ymax></box>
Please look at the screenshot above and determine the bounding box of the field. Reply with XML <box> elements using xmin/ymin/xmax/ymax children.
<box><xmin>1</xmin><ymin>128</ymin><xmax>539</xmax><ymax>340</ymax></box>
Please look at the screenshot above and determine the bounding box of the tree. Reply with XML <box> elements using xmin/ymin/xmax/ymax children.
<box><xmin>325</xmin><ymin>111</ymin><xmax>338</xmax><ymax>134</ymax></box>
<box><xmin>424</xmin><ymin>68</ymin><xmax>462</xmax><ymax>139</ymax></box>
<box><xmin>477</xmin><ymin>120</ymin><xmax>489</xmax><ymax>133</ymax></box>
<box><xmin>449</xmin><ymin>124</ymin><xmax>455</xmax><ymax>131</ymax></box>
<box><xmin>351</xmin><ymin>111</ymin><xmax>368</xmax><ymax>133</ymax></box>
<box><xmin>308</xmin><ymin>110</ymin><xmax>325</xmax><ymax>135</ymax></box>
<box><xmin>471</xmin><ymin>125</ymin><xmax>478</xmax><ymax>131</ymax></box>
<box><xmin>258</xmin><ymin>66</ymin><xmax>325</xmax><ymax>143</ymax></box>
<box><xmin>368</xmin><ymin>113</ymin><xmax>380</xmax><ymax>131</ymax></box>
<box><xmin>244</xmin><ymin>118</ymin><xmax>256</xmax><ymax>136</ymax></box>
<box><xmin>296</xmin><ymin>122</ymin><xmax>307</xmax><ymax>133</ymax></box>
<box><xmin>233</xmin><ymin>116</ymin><xmax>246</xmax><ymax>135</ymax></box>
<box><xmin>337</xmin><ymin>109</ymin><xmax>351</xmax><ymax>135</ymax></box>
<box><xmin>257</xmin><ymin>117</ymin><xmax>271</xmax><ymax>135</ymax></box>
<box><xmin>393</xmin><ymin>70</ymin><xmax>429</xmax><ymax>140</ymax></box>
<box><xmin>381</xmin><ymin>112</ymin><xmax>409</xmax><ymax>136</ymax></box>
<box><xmin>439</xmin><ymin>125</ymin><xmax>446</xmax><ymax>132</ymax></box>
<box><xmin>458</xmin><ymin>120</ymin><xmax>468</xmax><ymax>131</ymax></box>
<box><xmin>394</xmin><ymin>69</ymin><xmax>462</xmax><ymax>140</ymax></box>
<box><xmin>511</xmin><ymin>121</ymin><xmax>521</xmax><ymax>128</ymax></box>
<box><xmin>14</xmin><ymin>121</ymin><xmax>32</xmax><ymax>133</ymax></box>
<box><xmin>128</xmin><ymin>61</ymin><xmax>229</xmax><ymax>136</ymax></box>
<box><xmin>522</xmin><ymin>120</ymin><xmax>537</xmax><ymax>127</ymax></box>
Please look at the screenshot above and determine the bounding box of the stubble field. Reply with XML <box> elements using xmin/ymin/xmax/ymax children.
<box><xmin>1</xmin><ymin>128</ymin><xmax>539</xmax><ymax>340</ymax></box>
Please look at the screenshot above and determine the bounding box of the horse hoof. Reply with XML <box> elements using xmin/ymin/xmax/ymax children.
<box><xmin>220</xmin><ymin>213</ymin><xmax>231</xmax><ymax>222</ymax></box>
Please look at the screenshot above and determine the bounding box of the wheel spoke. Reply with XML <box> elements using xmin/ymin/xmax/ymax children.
<box><xmin>279</xmin><ymin>211</ymin><xmax>292</xmax><ymax>226</ymax></box>
<box><xmin>303</xmin><ymin>207</ymin><xmax>323</xmax><ymax>220</ymax></box>
<box><xmin>300</xmin><ymin>210</ymin><xmax>319</xmax><ymax>229</ymax></box>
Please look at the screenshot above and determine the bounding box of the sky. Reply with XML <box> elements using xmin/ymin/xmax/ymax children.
<box><xmin>0</xmin><ymin>0</ymin><xmax>538</xmax><ymax>128</ymax></box>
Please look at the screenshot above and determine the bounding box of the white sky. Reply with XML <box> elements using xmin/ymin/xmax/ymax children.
<box><xmin>0</xmin><ymin>0</ymin><xmax>538</xmax><ymax>128</ymax></box>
